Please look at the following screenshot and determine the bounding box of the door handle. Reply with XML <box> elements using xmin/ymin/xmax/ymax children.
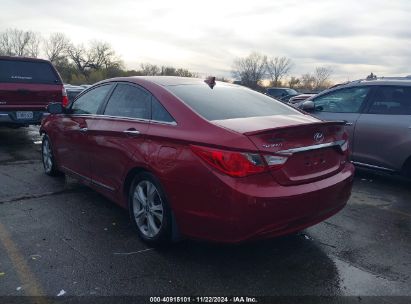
<box><xmin>123</xmin><ymin>129</ymin><xmax>141</xmax><ymax>136</ymax></box>
<box><xmin>79</xmin><ymin>127</ymin><xmax>88</xmax><ymax>133</ymax></box>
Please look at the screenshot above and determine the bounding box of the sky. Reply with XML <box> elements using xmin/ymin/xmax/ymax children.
<box><xmin>1</xmin><ymin>0</ymin><xmax>411</xmax><ymax>81</ymax></box>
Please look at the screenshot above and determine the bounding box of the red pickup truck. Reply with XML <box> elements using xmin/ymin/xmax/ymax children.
<box><xmin>0</xmin><ymin>56</ymin><xmax>67</xmax><ymax>128</ymax></box>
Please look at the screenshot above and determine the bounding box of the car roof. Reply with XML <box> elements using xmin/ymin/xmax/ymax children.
<box><xmin>119</xmin><ymin>76</ymin><xmax>208</xmax><ymax>86</ymax></box>
<box><xmin>308</xmin><ymin>78</ymin><xmax>411</xmax><ymax>100</ymax></box>
<box><xmin>0</xmin><ymin>55</ymin><xmax>52</xmax><ymax>64</ymax></box>
<box><xmin>98</xmin><ymin>76</ymin><xmax>241</xmax><ymax>89</ymax></box>
<box><xmin>335</xmin><ymin>78</ymin><xmax>411</xmax><ymax>89</ymax></box>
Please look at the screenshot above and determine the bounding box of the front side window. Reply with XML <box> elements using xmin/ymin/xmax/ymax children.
<box><xmin>71</xmin><ymin>84</ymin><xmax>113</xmax><ymax>115</ymax></box>
<box><xmin>368</xmin><ymin>86</ymin><xmax>411</xmax><ymax>115</ymax></box>
<box><xmin>313</xmin><ymin>87</ymin><xmax>370</xmax><ymax>113</ymax></box>
<box><xmin>104</xmin><ymin>84</ymin><xmax>151</xmax><ymax>120</ymax></box>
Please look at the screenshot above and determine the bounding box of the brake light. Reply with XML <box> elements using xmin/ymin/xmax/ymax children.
<box><xmin>62</xmin><ymin>87</ymin><xmax>69</xmax><ymax>107</ymax></box>
<box><xmin>340</xmin><ymin>132</ymin><xmax>350</xmax><ymax>160</ymax></box>
<box><xmin>191</xmin><ymin>145</ymin><xmax>266</xmax><ymax>177</ymax></box>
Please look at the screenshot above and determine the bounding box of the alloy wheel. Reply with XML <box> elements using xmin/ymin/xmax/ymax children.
<box><xmin>132</xmin><ymin>180</ymin><xmax>164</xmax><ymax>238</ymax></box>
<box><xmin>42</xmin><ymin>137</ymin><xmax>53</xmax><ymax>173</ymax></box>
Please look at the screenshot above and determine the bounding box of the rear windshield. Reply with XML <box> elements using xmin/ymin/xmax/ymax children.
<box><xmin>0</xmin><ymin>59</ymin><xmax>61</xmax><ymax>84</ymax></box>
<box><xmin>167</xmin><ymin>84</ymin><xmax>298</xmax><ymax>121</ymax></box>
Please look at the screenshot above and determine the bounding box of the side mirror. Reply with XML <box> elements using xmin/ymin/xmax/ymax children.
<box><xmin>301</xmin><ymin>100</ymin><xmax>315</xmax><ymax>112</ymax></box>
<box><xmin>47</xmin><ymin>102</ymin><xmax>64</xmax><ymax>114</ymax></box>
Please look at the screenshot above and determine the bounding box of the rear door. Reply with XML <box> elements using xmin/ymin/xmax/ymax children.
<box><xmin>309</xmin><ymin>86</ymin><xmax>372</xmax><ymax>157</ymax></box>
<box><xmin>88</xmin><ymin>83</ymin><xmax>151</xmax><ymax>197</ymax></box>
<box><xmin>353</xmin><ymin>85</ymin><xmax>411</xmax><ymax>171</ymax></box>
<box><xmin>55</xmin><ymin>84</ymin><xmax>114</xmax><ymax>181</ymax></box>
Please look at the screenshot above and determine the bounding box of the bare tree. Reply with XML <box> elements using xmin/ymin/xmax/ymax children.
<box><xmin>160</xmin><ymin>66</ymin><xmax>177</xmax><ymax>76</ymax></box>
<box><xmin>140</xmin><ymin>63</ymin><xmax>160</xmax><ymax>76</ymax></box>
<box><xmin>0</xmin><ymin>31</ymin><xmax>12</xmax><ymax>55</ymax></box>
<box><xmin>288</xmin><ymin>76</ymin><xmax>300</xmax><ymax>89</ymax></box>
<box><xmin>232</xmin><ymin>52</ymin><xmax>267</xmax><ymax>89</ymax></box>
<box><xmin>26</xmin><ymin>32</ymin><xmax>41</xmax><ymax>57</ymax></box>
<box><xmin>67</xmin><ymin>41</ymin><xmax>122</xmax><ymax>79</ymax></box>
<box><xmin>44</xmin><ymin>33</ymin><xmax>70</xmax><ymax>63</ymax></box>
<box><xmin>266</xmin><ymin>56</ymin><xmax>293</xmax><ymax>86</ymax></box>
<box><xmin>300</xmin><ymin>73</ymin><xmax>316</xmax><ymax>91</ymax></box>
<box><xmin>313</xmin><ymin>66</ymin><xmax>333</xmax><ymax>89</ymax></box>
<box><xmin>88</xmin><ymin>41</ymin><xmax>122</xmax><ymax>70</ymax></box>
<box><xmin>0</xmin><ymin>28</ymin><xmax>41</xmax><ymax>57</ymax></box>
<box><xmin>175</xmin><ymin>68</ymin><xmax>196</xmax><ymax>77</ymax></box>
<box><xmin>67</xmin><ymin>43</ymin><xmax>90</xmax><ymax>77</ymax></box>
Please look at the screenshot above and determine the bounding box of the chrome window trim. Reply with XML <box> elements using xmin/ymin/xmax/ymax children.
<box><xmin>276</xmin><ymin>140</ymin><xmax>346</xmax><ymax>155</ymax></box>
<box><xmin>65</xmin><ymin>113</ymin><xmax>177</xmax><ymax>126</ymax></box>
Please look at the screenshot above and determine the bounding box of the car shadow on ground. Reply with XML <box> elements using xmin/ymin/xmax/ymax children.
<box><xmin>61</xmin><ymin>184</ymin><xmax>343</xmax><ymax>295</ymax></box>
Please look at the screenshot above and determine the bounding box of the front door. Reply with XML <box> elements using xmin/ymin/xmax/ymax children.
<box><xmin>56</xmin><ymin>84</ymin><xmax>114</xmax><ymax>181</ymax></box>
<box><xmin>309</xmin><ymin>86</ymin><xmax>372</xmax><ymax>160</ymax></box>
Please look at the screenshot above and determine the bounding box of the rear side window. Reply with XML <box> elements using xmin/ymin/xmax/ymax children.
<box><xmin>167</xmin><ymin>84</ymin><xmax>297</xmax><ymax>121</ymax></box>
<box><xmin>0</xmin><ymin>59</ymin><xmax>60</xmax><ymax>84</ymax></box>
<box><xmin>104</xmin><ymin>84</ymin><xmax>151</xmax><ymax>120</ymax></box>
<box><xmin>368</xmin><ymin>86</ymin><xmax>411</xmax><ymax>115</ymax></box>
<box><xmin>152</xmin><ymin>96</ymin><xmax>175</xmax><ymax>123</ymax></box>
<box><xmin>72</xmin><ymin>84</ymin><xmax>113</xmax><ymax>115</ymax></box>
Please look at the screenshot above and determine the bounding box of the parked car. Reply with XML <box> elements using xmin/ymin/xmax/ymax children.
<box><xmin>40</xmin><ymin>76</ymin><xmax>354</xmax><ymax>244</ymax></box>
<box><xmin>297</xmin><ymin>77</ymin><xmax>411</xmax><ymax>177</ymax></box>
<box><xmin>64</xmin><ymin>85</ymin><xmax>85</xmax><ymax>103</ymax></box>
<box><xmin>289</xmin><ymin>93</ymin><xmax>316</xmax><ymax>104</ymax></box>
<box><xmin>266</xmin><ymin>87</ymin><xmax>299</xmax><ymax>102</ymax></box>
<box><xmin>0</xmin><ymin>56</ymin><xmax>66</xmax><ymax>127</ymax></box>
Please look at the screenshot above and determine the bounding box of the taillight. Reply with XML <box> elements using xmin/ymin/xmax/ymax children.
<box><xmin>62</xmin><ymin>87</ymin><xmax>69</xmax><ymax>107</ymax></box>
<box><xmin>340</xmin><ymin>132</ymin><xmax>350</xmax><ymax>160</ymax></box>
<box><xmin>190</xmin><ymin>145</ymin><xmax>288</xmax><ymax>177</ymax></box>
<box><xmin>191</xmin><ymin>145</ymin><xmax>266</xmax><ymax>177</ymax></box>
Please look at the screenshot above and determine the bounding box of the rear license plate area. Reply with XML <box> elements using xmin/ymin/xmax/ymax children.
<box><xmin>16</xmin><ymin>111</ymin><xmax>34</xmax><ymax>120</ymax></box>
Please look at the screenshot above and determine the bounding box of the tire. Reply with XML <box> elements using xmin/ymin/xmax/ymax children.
<box><xmin>41</xmin><ymin>134</ymin><xmax>61</xmax><ymax>176</ymax></box>
<box><xmin>129</xmin><ymin>172</ymin><xmax>172</xmax><ymax>245</ymax></box>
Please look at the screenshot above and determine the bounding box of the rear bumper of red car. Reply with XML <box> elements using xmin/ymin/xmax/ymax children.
<box><xmin>168</xmin><ymin>163</ymin><xmax>354</xmax><ymax>243</ymax></box>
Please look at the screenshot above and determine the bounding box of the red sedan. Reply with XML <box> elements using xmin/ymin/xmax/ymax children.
<box><xmin>40</xmin><ymin>77</ymin><xmax>354</xmax><ymax>244</ymax></box>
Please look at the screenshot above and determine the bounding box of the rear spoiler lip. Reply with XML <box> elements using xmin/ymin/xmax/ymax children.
<box><xmin>243</xmin><ymin>120</ymin><xmax>346</xmax><ymax>136</ymax></box>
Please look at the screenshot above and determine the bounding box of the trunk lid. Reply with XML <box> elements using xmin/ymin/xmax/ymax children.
<box><xmin>0</xmin><ymin>57</ymin><xmax>63</xmax><ymax>111</ymax></box>
<box><xmin>0</xmin><ymin>83</ymin><xmax>62</xmax><ymax>110</ymax></box>
<box><xmin>213</xmin><ymin>115</ymin><xmax>348</xmax><ymax>185</ymax></box>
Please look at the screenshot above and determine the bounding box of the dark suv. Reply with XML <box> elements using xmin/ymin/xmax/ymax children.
<box><xmin>0</xmin><ymin>56</ymin><xmax>66</xmax><ymax>127</ymax></box>
<box><xmin>297</xmin><ymin>77</ymin><xmax>411</xmax><ymax>177</ymax></box>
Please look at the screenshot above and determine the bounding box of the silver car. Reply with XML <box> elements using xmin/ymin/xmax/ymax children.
<box><xmin>298</xmin><ymin>78</ymin><xmax>411</xmax><ymax>177</ymax></box>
